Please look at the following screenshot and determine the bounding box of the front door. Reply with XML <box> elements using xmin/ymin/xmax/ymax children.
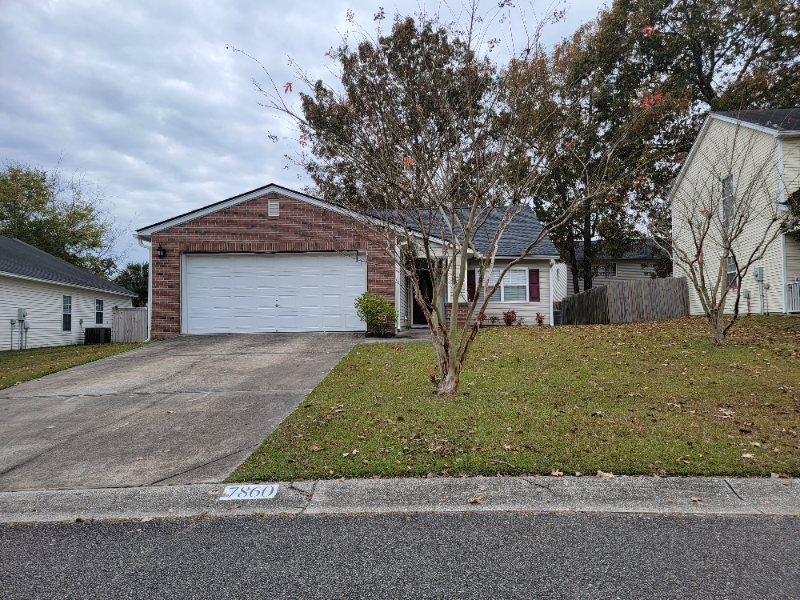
<box><xmin>412</xmin><ymin>271</ymin><xmax>433</xmax><ymax>326</ymax></box>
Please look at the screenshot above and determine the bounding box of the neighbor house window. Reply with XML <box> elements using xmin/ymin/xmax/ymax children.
<box><xmin>601</xmin><ymin>263</ymin><xmax>617</xmax><ymax>277</ymax></box>
<box><xmin>95</xmin><ymin>299</ymin><xmax>104</xmax><ymax>324</ymax></box>
<box><xmin>268</xmin><ymin>199</ymin><xmax>280</xmax><ymax>216</ymax></box>
<box><xmin>722</xmin><ymin>174</ymin><xmax>735</xmax><ymax>221</ymax></box>
<box><xmin>726</xmin><ymin>256</ymin><xmax>738</xmax><ymax>289</ymax></box>
<box><xmin>62</xmin><ymin>296</ymin><xmax>72</xmax><ymax>331</ymax></box>
<box><xmin>476</xmin><ymin>268</ymin><xmax>528</xmax><ymax>302</ymax></box>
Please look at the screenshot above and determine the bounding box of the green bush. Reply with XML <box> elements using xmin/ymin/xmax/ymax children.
<box><xmin>354</xmin><ymin>291</ymin><xmax>398</xmax><ymax>335</ymax></box>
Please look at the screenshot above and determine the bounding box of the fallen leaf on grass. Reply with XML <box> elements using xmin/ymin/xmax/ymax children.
<box><xmin>596</xmin><ymin>470</ymin><xmax>615</xmax><ymax>478</ymax></box>
<box><xmin>551</xmin><ymin>469</ymin><xmax>564</xmax><ymax>477</ymax></box>
<box><xmin>690</xmin><ymin>497</ymin><xmax>706</xmax><ymax>506</ymax></box>
<box><xmin>309</xmin><ymin>445</ymin><xmax>323</xmax><ymax>452</ymax></box>
<box><xmin>741</xmin><ymin>453</ymin><xmax>755</xmax><ymax>459</ymax></box>
<box><xmin>141</xmin><ymin>517</ymin><xmax>153</xmax><ymax>522</ymax></box>
<box><xmin>468</xmin><ymin>497</ymin><xmax>484</xmax><ymax>504</ymax></box>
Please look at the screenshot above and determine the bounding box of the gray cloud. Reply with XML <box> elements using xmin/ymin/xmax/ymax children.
<box><xmin>0</xmin><ymin>0</ymin><xmax>601</xmax><ymax>264</ymax></box>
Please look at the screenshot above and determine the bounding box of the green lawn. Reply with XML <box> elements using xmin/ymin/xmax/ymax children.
<box><xmin>228</xmin><ymin>316</ymin><xmax>800</xmax><ymax>482</ymax></box>
<box><xmin>0</xmin><ymin>342</ymin><xmax>154</xmax><ymax>390</ymax></box>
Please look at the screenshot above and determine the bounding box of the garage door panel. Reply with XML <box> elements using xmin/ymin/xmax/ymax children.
<box><xmin>184</xmin><ymin>253</ymin><xmax>367</xmax><ymax>333</ymax></box>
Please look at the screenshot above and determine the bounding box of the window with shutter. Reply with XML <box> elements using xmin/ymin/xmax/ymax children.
<box><xmin>475</xmin><ymin>268</ymin><xmax>530</xmax><ymax>303</ymax></box>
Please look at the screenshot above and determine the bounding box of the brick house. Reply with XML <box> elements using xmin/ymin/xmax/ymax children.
<box><xmin>135</xmin><ymin>183</ymin><xmax>561</xmax><ymax>337</ymax></box>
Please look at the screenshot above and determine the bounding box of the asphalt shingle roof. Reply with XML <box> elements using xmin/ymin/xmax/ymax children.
<box><xmin>0</xmin><ymin>235</ymin><xmax>138</xmax><ymax>297</ymax></box>
<box><xmin>468</xmin><ymin>207</ymin><xmax>558</xmax><ymax>257</ymax></box>
<box><xmin>573</xmin><ymin>239</ymin><xmax>665</xmax><ymax>261</ymax></box>
<box><xmin>715</xmin><ymin>108</ymin><xmax>800</xmax><ymax>132</ymax></box>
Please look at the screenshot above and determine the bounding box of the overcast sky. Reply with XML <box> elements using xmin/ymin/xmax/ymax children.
<box><xmin>0</xmin><ymin>0</ymin><xmax>604</xmax><ymax>265</ymax></box>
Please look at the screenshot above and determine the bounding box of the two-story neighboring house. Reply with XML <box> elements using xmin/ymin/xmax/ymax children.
<box><xmin>670</xmin><ymin>108</ymin><xmax>800</xmax><ymax>316</ymax></box>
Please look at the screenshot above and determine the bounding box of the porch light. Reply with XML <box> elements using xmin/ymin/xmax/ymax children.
<box><xmin>156</xmin><ymin>244</ymin><xmax>167</xmax><ymax>259</ymax></box>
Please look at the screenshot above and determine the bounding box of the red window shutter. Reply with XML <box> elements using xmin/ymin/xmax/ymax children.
<box><xmin>467</xmin><ymin>269</ymin><xmax>476</xmax><ymax>301</ymax></box>
<box><xmin>528</xmin><ymin>269</ymin><xmax>540</xmax><ymax>302</ymax></box>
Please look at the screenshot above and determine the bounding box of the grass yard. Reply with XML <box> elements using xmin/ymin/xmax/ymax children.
<box><xmin>228</xmin><ymin>316</ymin><xmax>800</xmax><ymax>482</ymax></box>
<box><xmin>0</xmin><ymin>342</ymin><xmax>153</xmax><ymax>390</ymax></box>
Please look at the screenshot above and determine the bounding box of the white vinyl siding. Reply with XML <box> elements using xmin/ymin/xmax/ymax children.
<box><xmin>783</xmin><ymin>138</ymin><xmax>800</xmax><ymax>200</ymax></box>
<box><xmin>469</xmin><ymin>259</ymin><xmax>552</xmax><ymax>325</ymax></box>
<box><xmin>786</xmin><ymin>236</ymin><xmax>800</xmax><ymax>283</ymax></box>
<box><xmin>0</xmin><ymin>275</ymin><xmax>133</xmax><ymax>351</ymax></box>
<box><xmin>552</xmin><ymin>263</ymin><xmax>568</xmax><ymax>301</ymax></box>
<box><xmin>671</xmin><ymin>118</ymin><xmax>785</xmax><ymax>315</ymax></box>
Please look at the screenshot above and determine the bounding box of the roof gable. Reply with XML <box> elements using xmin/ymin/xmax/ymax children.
<box><xmin>0</xmin><ymin>236</ymin><xmax>137</xmax><ymax>297</ymax></box>
<box><xmin>135</xmin><ymin>183</ymin><xmax>358</xmax><ymax>237</ymax></box>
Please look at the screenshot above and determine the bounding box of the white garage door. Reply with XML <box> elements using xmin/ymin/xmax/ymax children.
<box><xmin>183</xmin><ymin>253</ymin><xmax>367</xmax><ymax>333</ymax></box>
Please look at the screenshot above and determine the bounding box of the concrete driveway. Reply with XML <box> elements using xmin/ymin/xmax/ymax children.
<box><xmin>0</xmin><ymin>333</ymin><xmax>361</xmax><ymax>492</ymax></box>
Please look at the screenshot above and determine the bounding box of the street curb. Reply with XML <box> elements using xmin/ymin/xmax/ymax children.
<box><xmin>0</xmin><ymin>476</ymin><xmax>797</xmax><ymax>523</ymax></box>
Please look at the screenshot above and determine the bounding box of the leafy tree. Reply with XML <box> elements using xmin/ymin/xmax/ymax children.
<box><xmin>114</xmin><ymin>262</ymin><xmax>149</xmax><ymax>307</ymax></box>
<box><xmin>0</xmin><ymin>161</ymin><xmax>123</xmax><ymax>278</ymax></box>
<box><xmin>532</xmin><ymin>23</ymin><xmax>664</xmax><ymax>293</ymax></box>
<box><xmin>591</xmin><ymin>0</ymin><xmax>800</xmax><ymax>246</ymax></box>
<box><xmin>231</xmin><ymin>7</ymin><xmax>650</xmax><ymax>394</ymax></box>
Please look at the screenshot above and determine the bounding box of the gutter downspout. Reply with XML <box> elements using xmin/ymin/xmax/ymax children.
<box><xmin>549</xmin><ymin>259</ymin><xmax>555</xmax><ymax>326</ymax></box>
<box><xmin>137</xmin><ymin>236</ymin><xmax>152</xmax><ymax>341</ymax></box>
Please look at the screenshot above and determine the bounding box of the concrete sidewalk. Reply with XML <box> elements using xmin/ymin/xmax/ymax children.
<box><xmin>1</xmin><ymin>475</ymin><xmax>797</xmax><ymax>523</ymax></box>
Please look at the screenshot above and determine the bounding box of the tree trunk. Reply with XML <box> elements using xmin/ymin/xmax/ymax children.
<box><xmin>709</xmin><ymin>308</ymin><xmax>726</xmax><ymax>346</ymax></box>
<box><xmin>583</xmin><ymin>212</ymin><xmax>593</xmax><ymax>291</ymax></box>
<box><xmin>431</xmin><ymin>327</ymin><xmax>460</xmax><ymax>395</ymax></box>
<box><xmin>566</xmin><ymin>226</ymin><xmax>580</xmax><ymax>295</ymax></box>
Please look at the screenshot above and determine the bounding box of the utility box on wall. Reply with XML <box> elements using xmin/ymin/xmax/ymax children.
<box><xmin>84</xmin><ymin>327</ymin><xmax>111</xmax><ymax>344</ymax></box>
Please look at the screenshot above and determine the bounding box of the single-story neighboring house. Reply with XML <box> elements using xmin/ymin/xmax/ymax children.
<box><xmin>135</xmin><ymin>184</ymin><xmax>563</xmax><ymax>336</ymax></box>
<box><xmin>0</xmin><ymin>235</ymin><xmax>137</xmax><ymax>351</ymax></box>
<box><xmin>565</xmin><ymin>239</ymin><xmax>668</xmax><ymax>296</ymax></box>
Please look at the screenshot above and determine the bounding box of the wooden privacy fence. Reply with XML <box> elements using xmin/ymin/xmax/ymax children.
<box><xmin>561</xmin><ymin>277</ymin><xmax>689</xmax><ymax>325</ymax></box>
<box><xmin>112</xmin><ymin>307</ymin><xmax>148</xmax><ymax>343</ymax></box>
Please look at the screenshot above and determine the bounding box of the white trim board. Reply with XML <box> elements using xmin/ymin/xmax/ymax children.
<box><xmin>135</xmin><ymin>183</ymin><xmax>446</xmax><ymax>246</ymax></box>
<box><xmin>0</xmin><ymin>270</ymin><xmax>136</xmax><ymax>298</ymax></box>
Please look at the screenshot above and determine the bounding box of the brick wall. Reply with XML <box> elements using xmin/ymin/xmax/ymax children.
<box><xmin>444</xmin><ymin>303</ymin><xmax>472</xmax><ymax>328</ymax></box>
<box><xmin>149</xmin><ymin>192</ymin><xmax>395</xmax><ymax>337</ymax></box>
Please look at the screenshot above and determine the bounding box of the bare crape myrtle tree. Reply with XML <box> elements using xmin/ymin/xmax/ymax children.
<box><xmin>229</xmin><ymin>2</ymin><xmax>653</xmax><ymax>395</ymax></box>
<box><xmin>654</xmin><ymin>120</ymin><xmax>787</xmax><ymax>346</ymax></box>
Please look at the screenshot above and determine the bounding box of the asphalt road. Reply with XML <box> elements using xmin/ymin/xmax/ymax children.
<box><xmin>2</xmin><ymin>512</ymin><xmax>798</xmax><ymax>599</ymax></box>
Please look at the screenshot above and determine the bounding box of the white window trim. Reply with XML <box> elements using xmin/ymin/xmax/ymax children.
<box><xmin>62</xmin><ymin>295</ymin><xmax>72</xmax><ymax>332</ymax></box>
<box><xmin>476</xmin><ymin>267</ymin><xmax>530</xmax><ymax>303</ymax></box>
<box><xmin>726</xmin><ymin>256</ymin><xmax>739</xmax><ymax>289</ymax></box>
<box><xmin>601</xmin><ymin>263</ymin><xmax>617</xmax><ymax>277</ymax></box>
<box><xmin>721</xmin><ymin>173</ymin><xmax>735</xmax><ymax>221</ymax></box>
<box><xmin>95</xmin><ymin>299</ymin><xmax>104</xmax><ymax>325</ymax></box>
